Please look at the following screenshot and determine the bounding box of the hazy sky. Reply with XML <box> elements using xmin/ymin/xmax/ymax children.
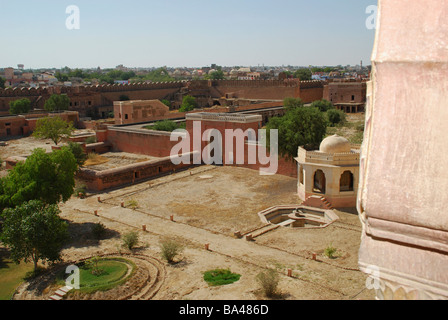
<box><xmin>0</xmin><ymin>0</ymin><xmax>377</xmax><ymax>69</ymax></box>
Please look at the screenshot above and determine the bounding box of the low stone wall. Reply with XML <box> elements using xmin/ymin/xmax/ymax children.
<box><xmin>77</xmin><ymin>152</ymin><xmax>199</xmax><ymax>191</ymax></box>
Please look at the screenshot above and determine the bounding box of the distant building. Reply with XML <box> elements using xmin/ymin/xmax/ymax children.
<box><xmin>114</xmin><ymin>100</ymin><xmax>170</xmax><ymax>125</ymax></box>
<box><xmin>323</xmin><ymin>81</ymin><xmax>367</xmax><ymax>113</ymax></box>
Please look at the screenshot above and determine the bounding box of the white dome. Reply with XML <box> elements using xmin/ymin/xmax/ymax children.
<box><xmin>319</xmin><ymin>135</ymin><xmax>351</xmax><ymax>153</ymax></box>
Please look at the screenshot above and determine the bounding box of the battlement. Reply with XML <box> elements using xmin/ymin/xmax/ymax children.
<box><xmin>0</xmin><ymin>79</ymin><xmax>326</xmax><ymax>98</ymax></box>
<box><xmin>0</xmin><ymin>81</ymin><xmax>187</xmax><ymax>97</ymax></box>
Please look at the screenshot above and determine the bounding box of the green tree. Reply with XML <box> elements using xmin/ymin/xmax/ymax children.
<box><xmin>67</xmin><ymin>141</ymin><xmax>87</xmax><ymax>166</ymax></box>
<box><xmin>44</xmin><ymin>94</ymin><xmax>70</xmax><ymax>112</ymax></box>
<box><xmin>142</xmin><ymin>68</ymin><xmax>175</xmax><ymax>82</ymax></box>
<box><xmin>327</xmin><ymin>109</ymin><xmax>346</xmax><ymax>127</ymax></box>
<box><xmin>310</xmin><ymin>99</ymin><xmax>334</xmax><ymax>112</ymax></box>
<box><xmin>55</xmin><ymin>72</ymin><xmax>69</xmax><ymax>82</ymax></box>
<box><xmin>266</xmin><ymin>106</ymin><xmax>327</xmax><ymax>158</ymax></box>
<box><xmin>179</xmin><ymin>95</ymin><xmax>197</xmax><ymax>112</ymax></box>
<box><xmin>33</xmin><ymin>116</ymin><xmax>75</xmax><ymax>145</ymax></box>
<box><xmin>205</xmin><ymin>70</ymin><xmax>225</xmax><ymax>80</ymax></box>
<box><xmin>0</xmin><ymin>200</ymin><xmax>69</xmax><ymax>272</ymax></box>
<box><xmin>283</xmin><ymin>97</ymin><xmax>304</xmax><ymax>110</ymax></box>
<box><xmin>294</xmin><ymin>68</ymin><xmax>312</xmax><ymax>81</ymax></box>
<box><xmin>161</xmin><ymin>99</ymin><xmax>171</xmax><ymax>108</ymax></box>
<box><xmin>9</xmin><ymin>98</ymin><xmax>32</xmax><ymax>115</ymax></box>
<box><xmin>0</xmin><ymin>77</ymin><xmax>5</xmax><ymax>89</ymax></box>
<box><xmin>0</xmin><ymin>148</ymin><xmax>78</xmax><ymax>210</ymax></box>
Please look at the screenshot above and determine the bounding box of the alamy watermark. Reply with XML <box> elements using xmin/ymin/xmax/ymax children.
<box><xmin>365</xmin><ymin>5</ymin><xmax>378</xmax><ymax>30</ymax></box>
<box><xmin>66</xmin><ymin>5</ymin><xmax>80</xmax><ymax>30</ymax></box>
<box><xmin>65</xmin><ymin>265</ymin><xmax>80</xmax><ymax>289</ymax></box>
<box><xmin>364</xmin><ymin>265</ymin><xmax>381</xmax><ymax>291</ymax></box>
<box><xmin>170</xmin><ymin>122</ymin><xmax>279</xmax><ymax>176</ymax></box>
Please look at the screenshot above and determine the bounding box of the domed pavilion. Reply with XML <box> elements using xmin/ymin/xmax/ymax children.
<box><xmin>295</xmin><ymin>135</ymin><xmax>361</xmax><ymax>208</ymax></box>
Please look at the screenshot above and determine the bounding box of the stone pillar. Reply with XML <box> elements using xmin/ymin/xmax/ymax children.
<box><xmin>358</xmin><ymin>0</ymin><xmax>448</xmax><ymax>300</ymax></box>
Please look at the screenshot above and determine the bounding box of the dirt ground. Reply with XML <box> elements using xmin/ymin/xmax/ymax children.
<box><xmin>9</xmin><ymin>165</ymin><xmax>374</xmax><ymax>301</ymax></box>
<box><xmin>1</xmin><ymin>130</ymin><xmax>375</xmax><ymax>301</ymax></box>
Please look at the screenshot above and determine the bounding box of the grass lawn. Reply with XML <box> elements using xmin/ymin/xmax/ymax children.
<box><xmin>56</xmin><ymin>258</ymin><xmax>134</xmax><ymax>294</ymax></box>
<box><xmin>0</xmin><ymin>259</ymin><xmax>34</xmax><ymax>300</ymax></box>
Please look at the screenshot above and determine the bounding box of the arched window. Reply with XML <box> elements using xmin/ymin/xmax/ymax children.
<box><xmin>313</xmin><ymin>170</ymin><xmax>326</xmax><ymax>194</ymax></box>
<box><xmin>340</xmin><ymin>171</ymin><xmax>354</xmax><ymax>192</ymax></box>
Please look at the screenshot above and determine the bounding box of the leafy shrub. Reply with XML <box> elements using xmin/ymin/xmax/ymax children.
<box><xmin>311</xmin><ymin>99</ymin><xmax>334</xmax><ymax>112</ymax></box>
<box><xmin>148</xmin><ymin>120</ymin><xmax>184</xmax><ymax>132</ymax></box>
<box><xmin>256</xmin><ymin>268</ymin><xmax>280</xmax><ymax>298</ymax></box>
<box><xmin>179</xmin><ymin>104</ymin><xmax>194</xmax><ymax>112</ymax></box>
<box><xmin>67</xmin><ymin>142</ymin><xmax>87</xmax><ymax>166</ymax></box>
<box><xmin>324</xmin><ymin>244</ymin><xmax>338</xmax><ymax>259</ymax></box>
<box><xmin>125</xmin><ymin>199</ymin><xmax>138</xmax><ymax>210</ymax></box>
<box><xmin>121</xmin><ymin>231</ymin><xmax>139</xmax><ymax>250</ymax></box>
<box><xmin>160</xmin><ymin>239</ymin><xmax>184</xmax><ymax>264</ymax></box>
<box><xmin>203</xmin><ymin>269</ymin><xmax>241</xmax><ymax>286</ymax></box>
<box><xmin>9</xmin><ymin>98</ymin><xmax>32</xmax><ymax>115</ymax></box>
<box><xmin>161</xmin><ymin>99</ymin><xmax>171</xmax><ymax>108</ymax></box>
<box><xmin>84</xmin><ymin>256</ymin><xmax>104</xmax><ymax>276</ymax></box>
<box><xmin>179</xmin><ymin>95</ymin><xmax>197</xmax><ymax>112</ymax></box>
<box><xmin>74</xmin><ymin>184</ymin><xmax>87</xmax><ymax>197</ymax></box>
<box><xmin>327</xmin><ymin>109</ymin><xmax>346</xmax><ymax>126</ymax></box>
<box><xmin>85</xmin><ymin>136</ymin><xmax>97</xmax><ymax>144</ymax></box>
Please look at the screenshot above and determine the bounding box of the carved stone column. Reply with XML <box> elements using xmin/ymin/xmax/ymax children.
<box><xmin>358</xmin><ymin>0</ymin><xmax>448</xmax><ymax>300</ymax></box>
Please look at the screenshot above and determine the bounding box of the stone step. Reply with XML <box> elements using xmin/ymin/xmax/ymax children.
<box><xmin>59</xmin><ymin>286</ymin><xmax>73</xmax><ymax>294</ymax></box>
<box><xmin>278</xmin><ymin>219</ymin><xmax>296</xmax><ymax>227</ymax></box>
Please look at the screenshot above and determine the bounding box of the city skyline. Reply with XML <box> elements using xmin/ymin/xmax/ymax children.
<box><xmin>0</xmin><ymin>0</ymin><xmax>377</xmax><ymax>69</ymax></box>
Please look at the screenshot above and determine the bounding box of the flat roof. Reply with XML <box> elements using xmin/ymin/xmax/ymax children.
<box><xmin>186</xmin><ymin>112</ymin><xmax>262</xmax><ymax>123</ymax></box>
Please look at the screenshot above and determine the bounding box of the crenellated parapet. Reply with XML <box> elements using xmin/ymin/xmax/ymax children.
<box><xmin>0</xmin><ymin>81</ymin><xmax>187</xmax><ymax>97</ymax></box>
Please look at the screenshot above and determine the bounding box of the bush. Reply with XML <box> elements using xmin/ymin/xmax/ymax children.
<box><xmin>125</xmin><ymin>199</ymin><xmax>138</xmax><ymax>210</ymax></box>
<box><xmin>74</xmin><ymin>184</ymin><xmax>87</xmax><ymax>197</ymax></box>
<box><xmin>67</xmin><ymin>142</ymin><xmax>87</xmax><ymax>166</ymax></box>
<box><xmin>9</xmin><ymin>98</ymin><xmax>31</xmax><ymax>115</ymax></box>
<box><xmin>91</xmin><ymin>223</ymin><xmax>107</xmax><ymax>240</ymax></box>
<box><xmin>179</xmin><ymin>104</ymin><xmax>195</xmax><ymax>112</ymax></box>
<box><xmin>256</xmin><ymin>268</ymin><xmax>280</xmax><ymax>298</ymax></box>
<box><xmin>324</xmin><ymin>244</ymin><xmax>338</xmax><ymax>259</ymax></box>
<box><xmin>121</xmin><ymin>231</ymin><xmax>139</xmax><ymax>250</ymax></box>
<box><xmin>311</xmin><ymin>99</ymin><xmax>334</xmax><ymax>112</ymax></box>
<box><xmin>203</xmin><ymin>269</ymin><xmax>241</xmax><ymax>286</ymax></box>
<box><xmin>149</xmin><ymin>120</ymin><xmax>183</xmax><ymax>132</ymax></box>
<box><xmin>327</xmin><ymin>109</ymin><xmax>346</xmax><ymax>127</ymax></box>
<box><xmin>160</xmin><ymin>239</ymin><xmax>184</xmax><ymax>264</ymax></box>
<box><xmin>85</xmin><ymin>136</ymin><xmax>97</xmax><ymax>144</ymax></box>
<box><xmin>161</xmin><ymin>99</ymin><xmax>171</xmax><ymax>108</ymax></box>
<box><xmin>179</xmin><ymin>95</ymin><xmax>197</xmax><ymax>112</ymax></box>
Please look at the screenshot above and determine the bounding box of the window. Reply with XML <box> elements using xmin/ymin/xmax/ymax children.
<box><xmin>125</xmin><ymin>114</ymin><xmax>128</xmax><ymax>120</ymax></box>
<box><xmin>351</xmin><ymin>95</ymin><xmax>355</xmax><ymax>101</ymax></box>
<box><xmin>340</xmin><ymin>171</ymin><xmax>354</xmax><ymax>192</ymax></box>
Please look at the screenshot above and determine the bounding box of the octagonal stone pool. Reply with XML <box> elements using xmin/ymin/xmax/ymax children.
<box><xmin>257</xmin><ymin>205</ymin><xmax>339</xmax><ymax>229</ymax></box>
